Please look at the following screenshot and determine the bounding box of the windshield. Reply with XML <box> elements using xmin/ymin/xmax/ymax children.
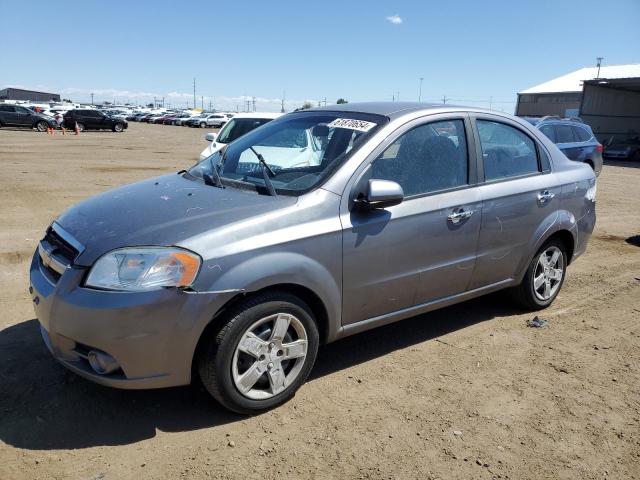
<box><xmin>187</xmin><ymin>111</ymin><xmax>386</xmax><ymax>195</ymax></box>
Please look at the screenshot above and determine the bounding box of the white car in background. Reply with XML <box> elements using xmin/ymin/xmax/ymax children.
<box><xmin>199</xmin><ymin>112</ymin><xmax>282</xmax><ymax>160</ymax></box>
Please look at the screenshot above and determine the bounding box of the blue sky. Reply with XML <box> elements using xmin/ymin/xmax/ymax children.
<box><xmin>1</xmin><ymin>0</ymin><xmax>638</xmax><ymax>112</ymax></box>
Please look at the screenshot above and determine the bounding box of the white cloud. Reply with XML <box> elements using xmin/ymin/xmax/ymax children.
<box><xmin>386</xmin><ymin>14</ymin><xmax>402</xmax><ymax>25</ymax></box>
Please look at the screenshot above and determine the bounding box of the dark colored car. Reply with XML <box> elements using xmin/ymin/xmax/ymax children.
<box><xmin>63</xmin><ymin>110</ymin><xmax>128</xmax><ymax>132</ymax></box>
<box><xmin>604</xmin><ymin>136</ymin><xmax>640</xmax><ymax>161</ymax></box>
<box><xmin>162</xmin><ymin>114</ymin><xmax>180</xmax><ymax>124</ymax></box>
<box><xmin>523</xmin><ymin>116</ymin><xmax>603</xmax><ymax>175</ymax></box>
<box><xmin>0</xmin><ymin>104</ymin><xmax>57</xmax><ymax>132</ymax></box>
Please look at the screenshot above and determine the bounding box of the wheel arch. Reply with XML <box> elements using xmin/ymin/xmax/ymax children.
<box><xmin>190</xmin><ymin>282</ymin><xmax>331</xmax><ymax>381</ymax></box>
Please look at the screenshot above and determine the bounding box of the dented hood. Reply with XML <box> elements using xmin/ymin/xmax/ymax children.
<box><xmin>56</xmin><ymin>173</ymin><xmax>296</xmax><ymax>265</ymax></box>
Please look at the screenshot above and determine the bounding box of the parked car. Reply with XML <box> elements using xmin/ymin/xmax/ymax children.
<box><xmin>524</xmin><ymin>116</ymin><xmax>603</xmax><ymax>175</ymax></box>
<box><xmin>0</xmin><ymin>104</ymin><xmax>57</xmax><ymax>131</ymax></box>
<box><xmin>62</xmin><ymin>109</ymin><xmax>128</xmax><ymax>132</ymax></box>
<box><xmin>30</xmin><ymin>103</ymin><xmax>596</xmax><ymax>414</ymax></box>
<box><xmin>604</xmin><ymin>136</ymin><xmax>640</xmax><ymax>161</ymax></box>
<box><xmin>173</xmin><ymin>113</ymin><xmax>199</xmax><ymax>126</ymax></box>
<box><xmin>199</xmin><ymin>112</ymin><xmax>282</xmax><ymax>160</ymax></box>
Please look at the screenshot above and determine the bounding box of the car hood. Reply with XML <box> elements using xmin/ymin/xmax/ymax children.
<box><xmin>56</xmin><ymin>173</ymin><xmax>297</xmax><ymax>265</ymax></box>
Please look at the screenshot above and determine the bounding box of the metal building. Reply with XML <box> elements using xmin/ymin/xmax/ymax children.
<box><xmin>0</xmin><ymin>88</ymin><xmax>61</xmax><ymax>102</ymax></box>
<box><xmin>516</xmin><ymin>64</ymin><xmax>640</xmax><ymax>143</ymax></box>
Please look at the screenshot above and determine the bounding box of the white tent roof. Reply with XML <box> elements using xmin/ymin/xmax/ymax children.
<box><xmin>520</xmin><ymin>64</ymin><xmax>640</xmax><ymax>94</ymax></box>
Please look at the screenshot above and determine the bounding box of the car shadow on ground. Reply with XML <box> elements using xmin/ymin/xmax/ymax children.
<box><xmin>604</xmin><ymin>158</ymin><xmax>640</xmax><ymax>169</ymax></box>
<box><xmin>0</xmin><ymin>292</ymin><xmax>519</xmax><ymax>450</ymax></box>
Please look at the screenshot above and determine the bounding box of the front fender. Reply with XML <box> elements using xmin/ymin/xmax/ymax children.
<box><xmin>196</xmin><ymin>251</ymin><xmax>342</xmax><ymax>342</ymax></box>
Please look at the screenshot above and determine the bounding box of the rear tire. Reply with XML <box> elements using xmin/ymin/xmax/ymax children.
<box><xmin>198</xmin><ymin>291</ymin><xmax>319</xmax><ymax>414</ymax></box>
<box><xmin>113</xmin><ymin>123</ymin><xmax>124</xmax><ymax>133</ymax></box>
<box><xmin>511</xmin><ymin>238</ymin><xmax>567</xmax><ymax>310</ymax></box>
<box><xmin>200</xmin><ymin>122</ymin><xmax>206</xmax><ymax>128</ymax></box>
<box><xmin>36</xmin><ymin>121</ymin><xmax>48</xmax><ymax>132</ymax></box>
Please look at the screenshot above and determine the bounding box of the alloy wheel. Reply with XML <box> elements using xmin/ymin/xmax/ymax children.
<box><xmin>231</xmin><ymin>313</ymin><xmax>308</xmax><ymax>400</ymax></box>
<box><xmin>533</xmin><ymin>246</ymin><xmax>564</xmax><ymax>301</ymax></box>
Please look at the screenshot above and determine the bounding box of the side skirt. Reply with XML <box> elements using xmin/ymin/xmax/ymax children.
<box><xmin>336</xmin><ymin>278</ymin><xmax>514</xmax><ymax>340</ymax></box>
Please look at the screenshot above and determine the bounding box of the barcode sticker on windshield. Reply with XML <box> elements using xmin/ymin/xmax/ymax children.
<box><xmin>327</xmin><ymin>118</ymin><xmax>377</xmax><ymax>132</ymax></box>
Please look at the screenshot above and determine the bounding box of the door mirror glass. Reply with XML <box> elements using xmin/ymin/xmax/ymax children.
<box><xmin>205</xmin><ymin>132</ymin><xmax>217</xmax><ymax>142</ymax></box>
<box><xmin>356</xmin><ymin>179</ymin><xmax>404</xmax><ymax>209</ymax></box>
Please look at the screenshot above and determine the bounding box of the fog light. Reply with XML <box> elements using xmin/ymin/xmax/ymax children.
<box><xmin>87</xmin><ymin>350</ymin><xmax>120</xmax><ymax>375</ymax></box>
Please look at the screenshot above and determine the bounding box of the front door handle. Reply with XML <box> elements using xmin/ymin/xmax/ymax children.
<box><xmin>447</xmin><ymin>208</ymin><xmax>475</xmax><ymax>224</ymax></box>
<box><xmin>537</xmin><ymin>190</ymin><xmax>555</xmax><ymax>203</ymax></box>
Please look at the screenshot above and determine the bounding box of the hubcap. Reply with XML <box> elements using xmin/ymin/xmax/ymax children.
<box><xmin>533</xmin><ymin>246</ymin><xmax>564</xmax><ymax>301</ymax></box>
<box><xmin>231</xmin><ymin>313</ymin><xmax>308</xmax><ymax>400</ymax></box>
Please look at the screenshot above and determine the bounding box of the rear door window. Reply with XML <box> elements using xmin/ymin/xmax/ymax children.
<box><xmin>476</xmin><ymin>120</ymin><xmax>539</xmax><ymax>181</ymax></box>
<box><xmin>0</xmin><ymin>105</ymin><xmax>15</xmax><ymax>112</ymax></box>
<box><xmin>555</xmin><ymin>124</ymin><xmax>575</xmax><ymax>143</ymax></box>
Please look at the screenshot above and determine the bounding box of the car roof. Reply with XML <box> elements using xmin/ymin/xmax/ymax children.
<box><xmin>307</xmin><ymin>102</ymin><xmax>459</xmax><ymax>118</ymax></box>
<box><xmin>307</xmin><ymin>101</ymin><xmax>488</xmax><ymax>119</ymax></box>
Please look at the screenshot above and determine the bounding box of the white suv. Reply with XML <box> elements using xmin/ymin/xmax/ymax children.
<box><xmin>199</xmin><ymin>112</ymin><xmax>281</xmax><ymax>160</ymax></box>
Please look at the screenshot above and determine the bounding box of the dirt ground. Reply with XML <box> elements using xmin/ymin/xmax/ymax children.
<box><xmin>0</xmin><ymin>123</ymin><xmax>639</xmax><ymax>480</ymax></box>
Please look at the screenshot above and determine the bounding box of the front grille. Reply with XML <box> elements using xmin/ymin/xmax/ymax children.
<box><xmin>45</xmin><ymin>227</ymin><xmax>79</xmax><ymax>262</ymax></box>
<box><xmin>38</xmin><ymin>223</ymin><xmax>84</xmax><ymax>284</ymax></box>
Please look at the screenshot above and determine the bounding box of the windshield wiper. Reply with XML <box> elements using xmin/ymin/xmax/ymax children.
<box><xmin>249</xmin><ymin>146</ymin><xmax>277</xmax><ymax>196</ymax></box>
<box><xmin>203</xmin><ymin>155</ymin><xmax>224</xmax><ymax>189</ymax></box>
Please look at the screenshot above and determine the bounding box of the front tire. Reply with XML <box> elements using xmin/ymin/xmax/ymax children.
<box><xmin>511</xmin><ymin>239</ymin><xmax>567</xmax><ymax>310</ymax></box>
<box><xmin>200</xmin><ymin>122</ymin><xmax>206</xmax><ymax>128</ymax></box>
<box><xmin>198</xmin><ymin>291</ymin><xmax>319</xmax><ymax>414</ymax></box>
<box><xmin>113</xmin><ymin>123</ymin><xmax>124</xmax><ymax>133</ymax></box>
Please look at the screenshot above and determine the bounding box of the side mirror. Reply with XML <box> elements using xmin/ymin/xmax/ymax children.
<box><xmin>355</xmin><ymin>179</ymin><xmax>404</xmax><ymax>209</ymax></box>
<box><xmin>205</xmin><ymin>133</ymin><xmax>217</xmax><ymax>142</ymax></box>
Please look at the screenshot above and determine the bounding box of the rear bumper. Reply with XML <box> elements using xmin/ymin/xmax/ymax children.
<box><xmin>573</xmin><ymin>205</ymin><xmax>596</xmax><ymax>261</ymax></box>
<box><xmin>29</xmin><ymin>249</ymin><xmax>234</xmax><ymax>389</ymax></box>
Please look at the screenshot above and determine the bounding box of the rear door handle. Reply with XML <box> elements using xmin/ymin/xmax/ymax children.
<box><xmin>447</xmin><ymin>208</ymin><xmax>475</xmax><ymax>224</ymax></box>
<box><xmin>537</xmin><ymin>190</ymin><xmax>555</xmax><ymax>203</ymax></box>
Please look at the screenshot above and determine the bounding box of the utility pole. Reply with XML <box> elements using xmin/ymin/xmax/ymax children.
<box><xmin>252</xmin><ymin>96</ymin><xmax>256</xmax><ymax>112</ymax></box>
<box><xmin>323</xmin><ymin>97</ymin><xmax>327</xmax><ymax>106</ymax></box>
<box><xmin>596</xmin><ymin>57</ymin><xmax>604</xmax><ymax>78</ymax></box>
<box><xmin>90</xmin><ymin>93</ymin><xmax>94</xmax><ymax>105</ymax></box>
<box><xmin>193</xmin><ymin>77</ymin><xmax>196</xmax><ymax>109</ymax></box>
<box><xmin>162</xmin><ymin>97</ymin><xmax>165</xmax><ymax>108</ymax></box>
<box><xmin>201</xmin><ymin>96</ymin><xmax>204</xmax><ymax>110</ymax></box>
<box><xmin>281</xmin><ymin>91</ymin><xmax>286</xmax><ymax>113</ymax></box>
<box><xmin>442</xmin><ymin>95</ymin><xmax>447</xmax><ymax>104</ymax></box>
<box><xmin>418</xmin><ymin>77</ymin><xmax>423</xmax><ymax>102</ymax></box>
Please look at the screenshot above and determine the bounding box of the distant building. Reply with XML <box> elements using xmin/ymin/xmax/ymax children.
<box><xmin>0</xmin><ymin>88</ymin><xmax>61</xmax><ymax>102</ymax></box>
<box><xmin>516</xmin><ymin>64</ymin><xmax>640</xmax><ymax>141</ymax></box>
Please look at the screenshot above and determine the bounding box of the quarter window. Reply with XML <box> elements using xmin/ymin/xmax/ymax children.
<box><xmin>371</xmin><ymin>119</ymin><xmax>469</xmax><ymax>197</ymax></box>
<box><xmin>572</xmin><ymin>126</ymin><xmax>592</xmax><ymax>142</ymax></box>
<box><xmin>477</xmin><ymin>120</ymin><xmax>539</xmax><ymax>181</ymax></box>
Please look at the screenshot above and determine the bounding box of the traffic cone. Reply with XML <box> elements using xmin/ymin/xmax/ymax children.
<box><xmin>74</xmin><ymin>122</ymin><xmax>80</xmax><ymax>135</ymax></box>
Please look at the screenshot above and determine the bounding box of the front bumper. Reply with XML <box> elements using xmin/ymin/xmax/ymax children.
<box><xmin>29</xmin><ymin>249</ymin><xmax>233</xmax><ymax>389</ymax></box>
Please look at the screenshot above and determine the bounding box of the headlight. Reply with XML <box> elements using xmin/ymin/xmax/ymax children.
<box><xmin>85</xmin><ymin>247</ymin><xmax>201</xmax><ymax>291</ymax></box>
